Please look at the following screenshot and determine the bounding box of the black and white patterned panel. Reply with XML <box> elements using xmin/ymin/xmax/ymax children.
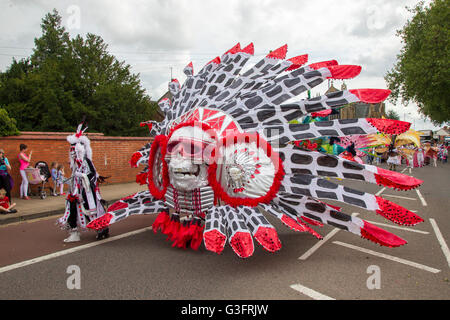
<box><xmin>109</xmin><ymin>199</ymin><xmax>168</xmax><ymax>224</ymax></box>
<box><xmin>136</xmin><ymin>142</ymin><xmax>152</xmax><ymax>167</ymax></box>
<box><xmin>274</xmin><ymin>193</ymin><xmax>362</xmax><ymax>234</ymax></box>
<box><xmin>275</xmin><ymin>144</ymin><xmax>377</xmax><ymax>183</ymax></box>
<box><xmin>245</xmin><ymin>68</ymin><xmax>332</xmax><ymax>109</ymax></box>
<box><xmin>233</xmin><ymin>205</ymin><xmax>275</xmax><ymax>235</ymax></box>
<box><xmin>241</xmin><ymin>118</ymin><xmax>377</xmax><ymax>145</ymax></box>
<box><xmin>280</xmin><ymin>174</ymin><xmax>378</xmax><ymax>212</ymax></box>
<box><xmin>195</xmin><ymin>52</ymin><xmax>252</xmax><ymax>107</ymax></box>
<box><xmin>232</xmin><ymin>58</ymin><xmax>292</xmax><ymax>98</ymax></box>
<box><xmin>228</xmin><ymin>90</ymin><xmax>359</xmax><ymax>127</ymax></box>
<box><xmin>221</xmin><ymin>68</ymin><xmax>332</xmax><ymax>128</ymax></box>
<box><xmin>279</xmin><ymin>90</ymin><xmax>360</xmax><ymax>117</ymax></box>
<box><xmin>168</xmin><ymin>80</ymin><xmax>181</xmax><ymax>98</ymax></box>
<box><xmin>223</xmin><ymin>205</ymin><xmax>252</xmax><ymax>239</ymax></box>
<box><xmin>258</xmin><ymin>202</ymin><xmax>302</xmax><ymax>225</ymax></box>
<box><xmin>143</xmin><ymin>120</ymin><xmax>166</xmax><ymax>136</ymax></box>
<box><xmin>271</xmin><ymin>65</ymin><xmax>315</xmax><ymax>85</ymax></box>
<box><xmin>204</xmin><ymin>206</ymin><xmax>228</xmax><ymax>238</ymax></box>
<box><xmin>158</xmin><ymin>98</ymin><xmax>172</xmax><ymax>115</ymax></box>
<box><xmin>173</xmin><ymin>61</ymin><xmax>220</xmax><ymax>119</ymax></box>
<box><xmin>217</xmin><ymin>68</ymin><xmax>332</xmax><ymax>126</ymax></box>
<box><xmin>120</xmin><ymin>190</ymin><xmax>153</xmax><ymax>206</ymax></box>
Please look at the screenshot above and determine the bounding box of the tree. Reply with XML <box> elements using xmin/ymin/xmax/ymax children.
<box><xmin>0</xmin><ymin>9</ymin><xmax>160</xmax><ymax>136</ymax></box>
<box><xmin>0</xmin><ymin>107</ymin><xmax>19</xmax><ymax>136</ymax></box>
<box><xmin>385</xmin><ymin>0</ymin><xmax>450</xmax><ymax>124</ymax></box>
<box><xmin>385</xmin><ymin>109</ymin><xmax>400</xmax><ymax>120</ymax></box>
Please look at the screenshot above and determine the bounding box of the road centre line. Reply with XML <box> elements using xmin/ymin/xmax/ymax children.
<box><xmin>333</xmin><ymin>241</ymin><xmax>441</xmax><ymax>274</ymax></box>
<box><xmin>298</xmin><ymin>213</ymin><xmax>359</xmax><ymax>260</ymax></box>
<box><xmin>382</xmin><ymin>194</ymin><xmax>417</xmax><ymax>201</ymax></box>
<box><xmin>0</xmin><ymin>227</ymin><xmax>152</xmax><ymax>274</ymax></box>
<box><xmin>290</xmin><ymin>284</ymin><xmax>335</xmax><ymax>300</ymax></box>
<box><xmin>364</xmin><ymin>220</ymin><xmax>429</xmax><ymax>234</ymax></box>
<box><xmin>415</xmin><ymin>189</ymin><xmax>428</xmax><ymax>207</ymax></box>
<box><xmin>429</xmin><ymin>218</ymin><xmax>450</xmax><ymax>268</ymax></box>
<box><xmin>375</xmin><ymin>187</ymin><xmax>386</xmax><ymax>196</ymax></box>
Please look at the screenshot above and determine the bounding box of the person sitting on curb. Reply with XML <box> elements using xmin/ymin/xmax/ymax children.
<box><xmin>0</xmin><ymin>188</ymin><xmax>17</xmax><ymax>214</ymax></box>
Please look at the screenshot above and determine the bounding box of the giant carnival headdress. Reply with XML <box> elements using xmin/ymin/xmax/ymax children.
<box><xmin>87</xmin><ymin>43</ymin><xmax>424</xmax><ymax>258</ymax></box>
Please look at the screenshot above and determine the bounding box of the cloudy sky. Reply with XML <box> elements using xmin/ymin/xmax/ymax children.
<box><xmin>0</xmin><ymin>0</ymin><xmax>441</xmax><ymax>130</ymax></box>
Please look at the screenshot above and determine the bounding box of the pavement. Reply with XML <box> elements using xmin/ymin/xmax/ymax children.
<box><xmin>0</xmin><ymin>182</ymin><xmax>147</xmax><ymax>225</ymax></box>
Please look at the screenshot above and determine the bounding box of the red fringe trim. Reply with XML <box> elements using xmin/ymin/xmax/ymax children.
<box><xmin>203</xmin><ymin>229</ymin><xmax>227</xmax><ymax>254</ymax></box>
<box><xmin>360</xmin><ymin>220</ymin><xmax>407</xmax><ymax>247</ymax></box>
<box><xmin>375</xmin><ymin>196</ymin><xmax>424</xmax><ymax>226</ymax></box>
<box><xmin>129</xmin><ymin>152</ymin><xmax>142</xmax><ymax>168</ymax></box>
<box><xmin>254</xmin><ymin>226</ymin><xmax>282</xmax><ymax>252</ymax></box>
<box><xmin>366</xmin><ymin>118</ymin><xmax>411</xmax><ymax>135</ymax></box>
<box><xmin>152</xmin><ymin>212</ymin><xmax>170</xmax><ymax>234</ymax></box>
<box><xmin>374</xmin><ymin>167</ymin><xmax>423</xmax><ymax>191</ymax></box>
<box><xmin>87</xmin><ymin>213</ymin><xmax>112</xmax><ymax>231</ymax></box>
<box><xmin>147</xmin><ymin>135</ymin><xmax>169</xmax><ymax>200</ymax></box>
<box><xmin>107</xmin><ymin>201</ymin><xmax>128</xmax><ymax>212</ymax></box>
<box><xmin>230</xmin><ymin>231</ymin><xmax>254</xmax><ymax>258</ymax></box>
<box><xmin>301</xmin><ymin>216</ymin><xmax>324</xmax><ymax>227</ymax></box>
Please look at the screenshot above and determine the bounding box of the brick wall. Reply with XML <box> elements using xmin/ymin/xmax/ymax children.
<box><xmin>0</xmin><ymin>132</ymin><xmax>153</xmax><ymax>198</ymax></box>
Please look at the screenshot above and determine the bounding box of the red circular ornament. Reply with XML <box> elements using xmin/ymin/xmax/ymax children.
<box><xmin>148</xmin><ymin>135</ymin><xmax>169</xmax><ymax>199</ymax></box>
<box><xmin>208</xmin><ymin>132</ymin><xmax>284</xmax><ymax>207</ymax></box>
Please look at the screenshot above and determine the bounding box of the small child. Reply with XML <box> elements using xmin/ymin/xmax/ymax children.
<box><xmin>56</xmin><ymin>164</ymin><xmax>66</xmax><ymax>195</ymax></box>
<box><xmin>0</xmin><ymin>188</ymin><xmax>17</xmax><ymax>214</ymax></box>
<box><xmin>51</xmin><ymin>162</ymin><xmax>58</xmax><ymax>196</ymax></box>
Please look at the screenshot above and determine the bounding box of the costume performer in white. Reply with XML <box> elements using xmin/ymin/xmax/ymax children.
<box><xmin>58</xmin><ymin>122</ymin><xmax>109</xmax><ymax>242</ymax></box>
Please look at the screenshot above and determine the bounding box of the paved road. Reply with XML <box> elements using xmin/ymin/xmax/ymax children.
<box><xmin>0</xmin><ymin>163</ymin><xmax>449</xmax><ymax>300</ymax></box>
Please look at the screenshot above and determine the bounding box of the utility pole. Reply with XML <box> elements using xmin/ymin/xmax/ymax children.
<box><xmin>170</xmin><ymin>67</ymin><xmax>173</xmax><ymax>80</ymax></box>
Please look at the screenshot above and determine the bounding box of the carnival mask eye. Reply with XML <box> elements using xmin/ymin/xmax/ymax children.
<box><xmin>167</xmin><ymin>139</ymin><xmax>206</xmax><ymax>157</ymax></box>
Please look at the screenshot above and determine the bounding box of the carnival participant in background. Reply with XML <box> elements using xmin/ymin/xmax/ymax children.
<box><xmin>57</xmin><ymin>121</ymin><xmax>109</xmax><ymax>242</ymax></box>
<box><xmin>425</xmin><ymin>142</ymin><xmax>438</xmax><ymax>167</ymax></box>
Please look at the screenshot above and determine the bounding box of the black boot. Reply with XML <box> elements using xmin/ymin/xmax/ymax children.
<box><xmin>96</xmin><ymin>227</ymin><xmax>110</xmax><ymax>240</ymax></box>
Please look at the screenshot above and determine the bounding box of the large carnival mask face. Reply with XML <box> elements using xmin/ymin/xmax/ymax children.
<box><xmin>165</xmin><ymin>126</ymin><xmax>215</xmax><ymax>191</ymax></box>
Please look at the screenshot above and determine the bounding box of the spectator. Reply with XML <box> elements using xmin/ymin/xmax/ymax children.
<box><xmin>56</xmin><ymin>164</ymin><xmax>66</xmax><ymax>195</ymax></box>
<box><xmin>50</xmin><ymin>162</ymin><xmax>58</xmax><ymax>196</ymax></box>
<box><xmin>18</xmin><ymin>144</ymin><xmax>32</xmax><ymax>200</ymax></box>
<box><xmin>0</xmin><ymin>188</ymin><xmax>17</xmax><ymax>214</ymax></box>
<box><xmin>0</xmin><ymin>149</ymin><xmax>13</xmax><ymax>204</ymax></box>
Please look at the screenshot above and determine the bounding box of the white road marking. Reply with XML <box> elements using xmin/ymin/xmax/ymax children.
<box><xmin>298</xmin><ymin>213</ymin><xmax>359</xmax><ymax>260</ymax></box>
<box><xmin>382</xmin><ymin>194</ymin><xmax>417</xmax><ymax>201</ymax></box>
<box><xmin>429</xmin><ymin>218</ymin><xmax>450</xmax><ymax>268</ymax></box>
<box><xmin>415</xmin><ymin>189</ymin><xmax>428</xmax><ymax>207</ymax></box>
<box><xmin>333</xmin><ymin>241</ymin><xmax>441</xmax><ymax>274</ymax></box>
<box><xmin>375</xmin><ymin>187</ymin><xmax>386</xmax><ymax>196</ymax></box>
<box><xmin>401</xmin><ymin>167</ymin><xmax>407</xmax><ymax>173</ymax></box>
<box><xmin>298</xmin><ymin>228</ymin><xmax>340</xmax><ymax>260</ymax></box>
<box><xmin>364</xmin><ymin>220</ymin><xmax>429</xmax><ymax>234</ymax></box>
<box><xmin>0</xmin><ymin>227</ymin><xmax>152</xmax><ymax>274</ymax></box>
<box><xmin>290</xmin><ymin>284</ymin><xmax>335</xmax><ymax>300</ymax></box>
